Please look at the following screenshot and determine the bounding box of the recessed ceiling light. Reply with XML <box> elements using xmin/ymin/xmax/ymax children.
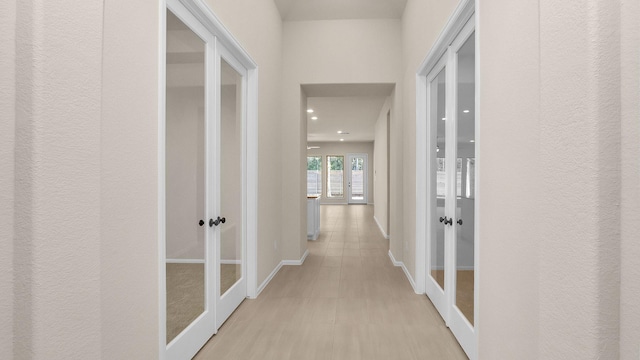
<box><xmin>463</xmin><ymin>110</ymin><xmax>470</xmax><ymax>113</ymax></box>
<box><xmin>307</xmin><ymin>109</ymin><xmax>314</xmax><ymax>113</ymax></box>
<box><xmin>340</xmin><ymin>139</ymin><xmax>344</xmax><ymax>142</ymax></box>
<box><xmin>441</xmin><ymin>117</ymin><xmax>446</xmax><ymax>121</ymax></box>
<box><xmin>311</xmin><ymin>116</ymin><xmax>318</xmax><ymax>120</ymax></box>
<box><xmin>470</xmin><ymin>140</ymin><xmax>475</xmax><ymax>143</ymax></box>
<box><xmin>337</xmin><ymin>130</ymin><xmax>343</xmax><ymax>134</ymax></box>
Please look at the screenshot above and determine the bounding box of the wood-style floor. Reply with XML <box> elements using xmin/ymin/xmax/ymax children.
<box><xmin>194</xmin><ymin>204</ymin><xmax>467</xmax><ymax>360</ymax></box>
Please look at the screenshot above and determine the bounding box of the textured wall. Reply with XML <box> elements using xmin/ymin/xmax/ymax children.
<box><xmin>479</xmin><ymin>0</ymin><xmax>623</xmax><ymax>358</ymax></box>
<box><xmin>620</xmin><ymin>0</ymin><xmax>640</xmax><ymax>357</ymax></box>
<box><xmin>13</xmin><ymin>0</ymin><xmax>104</xmax><ymax>358</ymax></box>
<box><xmin>101</xmin><ymin>1</ymin><xmax>160</xmax><ymax>358</ymax></box>
<box><xmin>0</xmin><ymin>0</ymin><xmax>16</xmax><ymax>357</ymax></box>
<box><xmin>477</xmin><ymin>0</ymin><xmax>541</xmax><ymax>357</ymax></box>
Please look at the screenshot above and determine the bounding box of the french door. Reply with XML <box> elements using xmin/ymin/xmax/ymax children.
<box><xmin>424</xmin><ymin>16</ymin><xmax>476</xmax><ymax>358</ymax></box>
<box><xmin>163</xmin><ymin>1</ymin><xmax>247</xmax><ymax>359</ymax></box>
<box><xmin>347</xmin><ymin>154</ymin><xmax>368</xmax><ymax>204</ymax></box>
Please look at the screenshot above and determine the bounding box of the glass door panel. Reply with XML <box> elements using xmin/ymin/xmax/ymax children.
<box><xmin>215</xmin><ymin>53</ymin><xmax>247</xmax><ymax>330</ymax></box>
<box><xmin>454</xmin><ymin>30</ymin><xmax>475</xmax><ymax>326</ymax></box>
<box><xmin>327</xmin><ymin>156</ymin><xmax>344</xmax><ymax>198</ymax></box>
<box><xmin>430</xmin><ymin>67</ymin><xmax>447</xmax><ymax>291</ymax></box>
<box><xmin>347</xmin><ymin>154</ymin><xmax>367</xmax><ymax>204</ymax></box>
<box><xmin>219</xmin><ymin>58</ymin><xmax>243</xmax><ymax>297</ymax></box>
<box><xmin>165</xmin><ymin>9</ymin><xmax>207</xmax><ymax>345</ymax></box>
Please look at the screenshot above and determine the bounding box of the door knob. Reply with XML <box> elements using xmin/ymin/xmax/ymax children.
<box><xmin>220</xmin><ymin>217</ymin><xmax>226</xmax><ymax>224</ymax></box>
<box><xmin>209</xmin><ymin>218</ymin><xmax>219</xmax><ymax>227</ymax></box>
<box><xmin>457</xmin><ymin>219</ymin><xmax>463</xmax><ymax>225</ymax></box>
<box><xmin>199</xmin><ymin>220</ymin><xmax>205</xmax><ymax>226</ymax></box>
<box><xmin>439</xmin><ymin>216</ymin><xmax>446</xmax><ymax>223</ymax></box>
<box><xmin>444</xmin><ymin>217</ymin><xmax>453</xmax><ymax>226</ymax></box>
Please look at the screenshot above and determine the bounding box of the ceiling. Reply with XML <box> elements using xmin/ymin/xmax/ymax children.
<box><xmin>274</xmin><ymin>0</ymin><xmax>408</xmax><ymax>21</ymax></box>
<box><xmin>305</xmin><ymin>84</ymin><xmax>394</xmax><ymax>143</ymax></box>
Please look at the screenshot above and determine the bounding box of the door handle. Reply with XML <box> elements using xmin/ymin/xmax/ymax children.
<box><xmin>439</xmin><ymin>216</ymin><xmax>453</xmax><ymax>225</ymax></box>
<box><xmin>209</xmin><ymin>216</ymin><xmax>225</xmax><ymax>227</ymax></box>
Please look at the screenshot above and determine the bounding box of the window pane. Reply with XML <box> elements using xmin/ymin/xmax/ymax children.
<box><xmin>327</xmin><ymin>155</ymin><xmax>344</xmax><ymax>198</ymax></box>
<box><xmin>307</xmin><ymin>156</ymin><xmax>322</xmax><ymax>196</ymax></box>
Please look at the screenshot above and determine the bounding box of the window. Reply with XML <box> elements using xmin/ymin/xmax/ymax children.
<box><xmin>307</xmin><ymin>156</ymin><xmax>322</xmax><ymax>196</ymax></box>
<box><xmin>327</xmin><ymin>155</ymin><xmax>344</xmax><ymax>198</ymax></box>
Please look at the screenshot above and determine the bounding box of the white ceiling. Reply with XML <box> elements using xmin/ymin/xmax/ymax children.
<box><xmin>306</xmin><ymin>84</ymin><xmax>394</xmax><ymax>143</ymax></box>
<box><xmin>274</xmin><ymin>0</ymin><xmax>408</xmax><ymax>21</ymax></box>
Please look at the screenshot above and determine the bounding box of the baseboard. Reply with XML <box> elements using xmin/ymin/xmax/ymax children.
<box><xmin>255</xmin><ymin>249</ymin><xmax>309</xmax><ymax>297</ymax></box>
<box><xmin>256</xmin><ymin>261</ymin><xmax>283</xmax><ymax>297</ymax></box>
<box><xmin>282</xmin><ymin>249</ymin><xmax>309</xmax><ymax>266</ymax></box>
<box><xmin>166</xmin><ymin>258</ymin><xmax>205</xmax><ymax>264</ymax></box>
<box><xmin>373</xmin><ymin>216</ymin><xmax>389</xmax><ymax>239</ymax></box>
<box><xmin>388</xmin><ymin>250</ymin><xmax>420</xmax><ymax>294</ymax></box>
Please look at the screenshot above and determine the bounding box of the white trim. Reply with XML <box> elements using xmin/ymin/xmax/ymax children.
<box><xmin>373</xmin><ymin>215</ymin><xmax>389</xmax><ymax>239</ymax></box>
<box><xmin>388</xmin><ymin>250</ymin><xmax>420</xmax><ymax>294</ymax></box>
<box><xmin>157</xmin><ymin>2</ymin><xmax>167</xmax><ymax>358</ymax></box>
<box><xmin>254</xmin><ymin>250</ymin><xmax>310</xmax><ymax>298</ymax></box>
<box><xmin>282</xmin><ymin>249</ymin><xmax>309</xmax><ymax>266</ymax></box>
<box><xmin>166</xmin><ymin>259</ymin><xmax>206</xmax><ymax>264</ymax></box>
<box><xmin>416</xmin><ymin>0</ymin><xmax>475</xmax><ymax>78</ymax></box>
<box><xmin>220</xmin><ymin>260</ymin><xmax>242</xmax><ymax>265</ymax></box>
<box><xmin>255</xmin><ymin>261</ymin><xmax>283</xmax><ymax>298</ymax></box>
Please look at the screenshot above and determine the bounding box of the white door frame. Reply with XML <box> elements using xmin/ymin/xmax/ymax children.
<box><xmin>415</xmin><ymin>0</ymin><xmax>478</xmax><ymax>359</ymax></box>
<box><xmin>159</xmin><ymin>0</ymin><xmax>258</xmax><ymax>359</ymax></box>
<box><xmin>346</xmin><ymin>153</ymin><xmax>368</xmax><ymax>204</ymax></box>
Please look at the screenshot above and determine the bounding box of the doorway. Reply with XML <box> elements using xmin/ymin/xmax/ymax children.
<box><xmin>347</xmin><ymin>153</ymin><xmax>368</xmax><ymax>204</ymax></box>
<box><xmin>415</xmin><ymin>2</ymin><xmax>477</xmax><ymax>359</ymax></box>
<box><xmin>160</xmin><ymin>1</ymin><xmax>258</xmax><ymax>358</ymax></box>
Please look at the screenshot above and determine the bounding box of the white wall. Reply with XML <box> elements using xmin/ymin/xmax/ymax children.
<box><xmin>620</xmin><ymin>0</ymin><xmax>640</xmax><ymax>357</ymax></box>
<box><xmin>306</xmin><ymin>142</ymin><xmax>375</xmax><ymax>205</ymax></box>
<box><xmin>0</xmin><ymin>0</ymin><xmax>15</xmax><ymax>356</ymax></box>
<box><xmin>9</xmin><ymin>1</ymin><xmax>105</xmax><ymax>358</ymax></box>
<box><xmin>282</xmin><ymin>18</ymin><xmax>403</xmax><ymax>261</ymax></box>
<box><xmin>478</xmin><ymin>0</ymin><xmax>623</xmax><ymax>358</ymax></box>
<box><xmin>373</xmin><ymin>97</ymin><xmax>392</xmax><ymax>236</ymax></box>
<box><xmin>101</xmin><ymin>1</ymin><xmax>160</xmax><ymax>357</ymax></box>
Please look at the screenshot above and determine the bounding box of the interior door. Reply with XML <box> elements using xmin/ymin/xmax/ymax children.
<box><xmin>447</xmin><ymin>20</ymin><xmax>476</xmax><ymax>356</ymax></box>
<box><xmin>164</xmin><ymin>5</ymin><xmax>216</xmax><ymax>359</ymax></box>
<box><xmin>215</xmin><ymin>48</ymin><xmax>247</xmax><ymax>329</ymax></box>
<box><xmin>425</xmin><ymin>54</ymin><xmax>449</xmax><ymax>319</ymax></box>
<box><xmin>424</xmin><ymin>15</ymin><xmax>476</xmax><ymax>360</ymax></box>
<box><xmin>347</xmin><ymin>154</ymin><xmax>367</xmax><ymax>204</ymax></box>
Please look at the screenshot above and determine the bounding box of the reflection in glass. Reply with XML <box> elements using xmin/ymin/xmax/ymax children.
<box><xmin>165</xmin><ymin>9</ymin><xmax>206</xmax><ymax>344</ymax></box>
<box><xmin>430</xmin><ymin>66</ymin><xmax>446</xmax><ymax>291</ymax></box>
<box><xmin>220</xmin><ymin>58</ymin><xmax>243</xmax><ymax>296</ymax></box>
<box><xmin>455</xmin><ymin>31</ymin><xmax>475</xmax><ymax>325</ymax></box>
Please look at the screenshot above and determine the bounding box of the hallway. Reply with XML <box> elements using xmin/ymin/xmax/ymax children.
<box><xmin>194</xmin><ymin>205</ymin><xmax>466</xmax><ymax>359</ymax></box>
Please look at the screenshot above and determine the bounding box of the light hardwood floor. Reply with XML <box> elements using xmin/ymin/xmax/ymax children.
<box><xmin>194</xmin><ymin>204</ymin><xmax>467</xmax><ymax>360</ymax></box>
